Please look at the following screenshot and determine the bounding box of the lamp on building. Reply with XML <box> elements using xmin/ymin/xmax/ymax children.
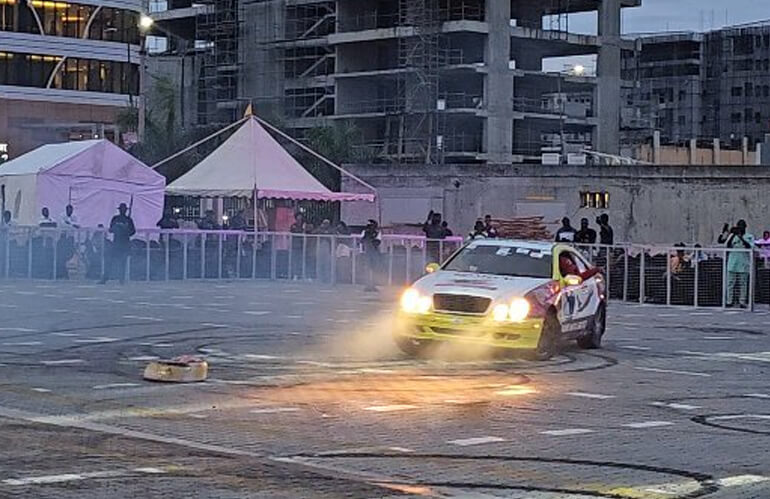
<box><xmin>139</xmin><ymin>15</ymin><xmax>154</xmax><ymax>30</ymax></box>
<box><xmin>571</xmin><ymin>64</ymin><xmax>585</xmax><ymax>76</ymax></box>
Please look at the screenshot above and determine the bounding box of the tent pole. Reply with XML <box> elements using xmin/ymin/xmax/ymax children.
<box><xmin>252</xmin><ymin>116</ymin><xmax>378</xmax><ymax>197</ymax></box>
<box><xmin>151</xmin><ymin>116</ymin><xmax>250</xmax><ymax>170</ymax></box>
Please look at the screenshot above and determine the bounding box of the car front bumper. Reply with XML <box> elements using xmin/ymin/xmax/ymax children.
<box><xmin>396</xmin><ymin>311</ymin><xmax>545</xmax><ymax>350</ymax></box>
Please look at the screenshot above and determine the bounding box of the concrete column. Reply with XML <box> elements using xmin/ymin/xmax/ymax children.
<box><xmin>742</xmin><ymin>136</ymin><xmax>749</xmax><ymax>165</ymax></box>
<box><xmin>595</xmin><ymin>0</ymin><xmax>621</xmax><ymax>155</ymax></box>
<box><xmin>689</xmin><ymin>138</ymin><xmax>697</xmax><ymax>165</ymax></box>
<box><xmin>484</xmin><ymin>0</ymin><xmax>513</xmax><ymax>165</ymax></box>
<box><xmin>713</xmin><ymin>138</ymin><xmax>721</xmax><ymax>165</ymax></box>
<box><xmin>653</xmin><ymin>130</ymin><xmax>661</xmax><ymax>165</ymax></box>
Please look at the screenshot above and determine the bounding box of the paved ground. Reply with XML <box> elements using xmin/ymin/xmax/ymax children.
<box><xmin>0</xmin><ymin>279</ymin><xmax>768</xmax><ymax>498</ymax></box>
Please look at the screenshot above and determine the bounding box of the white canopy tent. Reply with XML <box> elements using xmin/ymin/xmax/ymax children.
<box><xmin>165</xmin><ymin>116</ymin><xmax>375</xmax><ymax>202</ymax></box>
<box><xmin>0</xmin><ymin>140</ymin><xmax>165</xmax><ymax>229</ymax></box>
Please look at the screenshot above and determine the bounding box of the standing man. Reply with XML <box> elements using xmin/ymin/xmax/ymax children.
<box><xmin>484</xmin><ymin>215</ymin><xmax>498</xmax><ymax>238</ymax></box>
<box><xmin>1</xmin><ymin>210</ymin><xmax>13</xmax><ymax>228</ymax></box>
<box><xmin>597</xmin><ymin>214</ymin><xmax>614</xmax><ymax>245</ymax></box>
<box><xmin>61</xmin><ymin>205</ymin><xmax>80</xmax><ymax>229</ymax></box>
<box><xmin>575</xmin><ymin>218</ymin><xmax>597</xmax><ymax>244</ymax></box>
<box><xmin>38</xmin><ymin>207</ymin><xmax>57</xmax><ymax>228</ymax></box>
<box><xmin>555</xmin><ymin>217</ymin><xmax>577</xmax><ymax>243</ymax></box>
<box><xmin>725</xmin><ymin>219</ymin><xmax>754</xmax><ymax>308</ymax></box>
<box><xmin>99</xmin><ymin>203</ymin><xmax>135</xmax><ymax>284</ymax></box>
<box><xmin>423</xmin><ymin>211</ymin><xmax>447</xmax><ymax>263</ymax></box>
<box><xmin>361</xmin><ymin>219</ymin><xmax>382</xmax><ymax>292</ymax></box>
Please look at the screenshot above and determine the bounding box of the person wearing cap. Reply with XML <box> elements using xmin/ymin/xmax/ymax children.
<box><xmin>99</xmin><ymin>203</ymin><xmax>135</xmax><ymax>284</ymax></box>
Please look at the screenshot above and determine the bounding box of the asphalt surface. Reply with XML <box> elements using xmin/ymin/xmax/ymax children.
<box><xmin>0</xmin><ymin>279</ymin><xmax>768</xmax><ymax>498</ymax></box>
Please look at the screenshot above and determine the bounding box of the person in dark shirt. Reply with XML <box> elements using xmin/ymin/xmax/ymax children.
<box><xmin>423</xmin><ymin>211</ymin><xmax>448</xmax><ymax>263</ymax></box>
<box><xmin>229</xmin><ymin>209</ymin><xmax>247</xmax><ymax>230</ymax></box>
<box><xmin>468</xmin><ymin>220</ymin><xmax>488</xmax><ymax>240</ymax></box>
<box><xmin>555</xmin><ymin>217</ymin><xmax>577</xmax><ymax>243</ymax></box>
<box><xmin>361</xmin><ymin>219</ymin><xmax>382</xmax><ymax>292</ymax></box>
<box><xmin>99</xmin><ymin>203</ymin><xmax>135</xmax><ymax>284</ymax></box>
<box><xmin>197</xmin><ymin>210</ymin><xmax>219</xmax><ymax>230</ymax></box>
<box><xmin>575</xmin><ymin>218</ymin><xmax>597</xmax><ymax>244</ymax></box>
<box><xmin>597</xmin><ymin>214</ymin><xmax>614</xmax><ymax>245</ymax></box>
<box><xmin>156</xmin><ymin>208</ymin><xmax>179</xmax><ymax>229</ymax></box>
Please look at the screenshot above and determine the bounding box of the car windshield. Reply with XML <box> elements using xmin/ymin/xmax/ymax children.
<box><xmin>443</xmin><ymin>243</ymin><xmax>553</xmax><ymax>278</ymax></box>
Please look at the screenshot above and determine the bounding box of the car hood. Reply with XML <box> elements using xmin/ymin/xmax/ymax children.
<box><xmin>413</xmin><ymin>271</ymin><xmax>551</xmax><ymax>301</ymax></box>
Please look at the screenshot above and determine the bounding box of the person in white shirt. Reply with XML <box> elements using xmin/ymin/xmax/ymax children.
<box><xmin>61</xmin><ymin>204</ymin><xmax>80</xmax><ymax>229</ymax></box>
<box><xmin>38</xmin><ymin>207</ymin><xmax>57</xmax><ymax>228</ymax></box>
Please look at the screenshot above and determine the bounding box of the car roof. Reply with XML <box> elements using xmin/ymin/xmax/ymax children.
<box><xmin>467</xmin><ymin>239</ymin><xmax>555</xmax><ymax>253</ymax></box>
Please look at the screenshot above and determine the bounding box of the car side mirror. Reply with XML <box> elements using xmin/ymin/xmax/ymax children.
<box><xmin>564</xmin><ymin>274</ymin><xmax>583</xmax><ymax>287</ymax></box>
<box><xmin>425</xmin><ymin>263</ymin><xmax>440</xmax><ymax>274</ymax></box>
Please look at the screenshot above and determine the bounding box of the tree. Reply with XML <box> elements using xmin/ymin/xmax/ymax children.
<box><xmin>302</xmin><ymin>123</ymin><xmax>365</xmax><ymax>190</ymax></box>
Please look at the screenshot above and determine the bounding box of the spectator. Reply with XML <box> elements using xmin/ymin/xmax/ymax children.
<box><xmin>692</xmin><ymin>243</ymin><xmax>709</xmax><ymax>264</ymax></box>
<box><xmin>38</xmin><ymin>207</ymin><xmax>57</xmax><ymax>228</ymax></box>
<box><xmin>597</xmin><ymin>214</ymin><xmax>614</xmax><ymax>245</ymax></box>
<box><xmin>669</xmin><ymin>243</ymin><xmax>689</xmax><ymax>276</ymax></box>
<box><xmin>316</xmin><ymin>219</ymin><xmax>334</xmax><ymax>234</ymax></box>
<box><xmin>423</xmin><ymin>211</ymin><xmax>448</xmax><ymax>263</ymax></box>
<box><xmin>468</xmin><ymin>220</ymin><xmax>487</xmax><ymax>240</ymax></box>
<box><xmin>198</xmin><ymin>210</ymin><xmax>219</xmax><ymax>230</ymax></box>
<box><xmin>229</xmin><ymin>209</ymin><xmax>247</xmax><ymax>231</ymax></box>
<box><xmin>725</xmin><ymin>219</ymin><xmax>754</xmax><ymax>308</ymax></box>
<box><xmin>756</xmin><ymin>231</ymin><xmax>770</xmax><ymax>267</ymax></box>
<box><xmin>575</xmin><ymin>218</ymin><xmax>597</xmax><ymax>244</ymax></box>
<box><xmin>157</xmin><ymin>208</ymin><xmax>179</xmax><ymax>229</ymax></box>
<box><xmin>555</xmin><ymin>217</ymin><xmax>577</xmax><ymax>243</ymax></box>
<box><xmin>290</xmin><ymin>213</ymin><xmax>304</xmax><ymax>234</ymax></box>
<box><xmin>335</xmin><ymin>221</ymin><xmax>350</xmax><ymax>235</ymax></box>
<box><xmin>99</xmin><ymin>203</ymin><xmax>135</xmax><ymax>284</ymax></box>
<box><xmin>423</xmin><ymin>211</ymin><xmax>447</xmax><ymax>239</ymax></box>
<box><xmin>1</xmin><ymin>210</ymin><xmax>13</xmax><ymax>228</ymax></box>
<box><xmin>61</xmin><ymin>204</ymin><xmax>80</xmax><ymax>229</ymax></box>
<box><xmin>484</xmin><ymin>215</ymin><xmax>498</xmax><ymax>238</ymax></box>
<box><xmin>360</xmin><ymin>219</ymin><xmax>382</xmax><ymax>292</ymax></box>
<box><xmin>441</xmin><ymin>221</ymin><xmax>453</xmax><ymax>237</ymax></box>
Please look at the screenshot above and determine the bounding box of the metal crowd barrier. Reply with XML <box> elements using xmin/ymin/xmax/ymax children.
<box><xmin>0</xmin><ymin>227</ymin><xmax>765</xmax><ymax>310</ymax></box>
<box><xmin>0</xmin><ymin>227</ymin><xmax>464</xmax><ymax>287</ymax></box>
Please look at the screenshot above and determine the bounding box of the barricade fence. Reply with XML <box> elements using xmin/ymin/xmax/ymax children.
<box><xmin>0</xmin><ymin>227</ymin><xmax>764</xmax><ymax>310</ymax></box>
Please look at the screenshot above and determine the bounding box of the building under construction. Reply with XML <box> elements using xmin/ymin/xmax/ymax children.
<box><xmin>150</xmin><ymin>0</ymin><xmax>641</xmax><ymax>165</ymax></box>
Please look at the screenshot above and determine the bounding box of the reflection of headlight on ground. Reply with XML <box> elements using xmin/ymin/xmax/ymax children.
<box><xmin>492</xmin><ymin>298</ymin><xmax>530</xmax><ymax>322</ymax></box>
<box><xmin>400</xmin><ymin>288</ymin><xmax>431</xmax><ymax>314</ymax></box>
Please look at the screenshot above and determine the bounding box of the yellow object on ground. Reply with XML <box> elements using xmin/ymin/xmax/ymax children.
<box><xmin>143</xmin><ymin>358</ymin><xmax>209</xmax><ymax>383</ymax></box>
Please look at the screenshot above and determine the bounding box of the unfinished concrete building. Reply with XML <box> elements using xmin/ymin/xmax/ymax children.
<box><xmin>150</xmin><ymin>0</ymin><xmax>641</xmax><ymax>165</ymax></box>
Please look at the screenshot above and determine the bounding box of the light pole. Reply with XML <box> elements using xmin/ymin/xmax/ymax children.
<box><xmin>105</xmin><ymin>14</ymin><xmax>154</xmax><ymax>138</ymax></box>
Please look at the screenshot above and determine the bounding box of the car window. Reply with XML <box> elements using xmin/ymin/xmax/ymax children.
<box><xmin>443</xmin><ymin>243</ymin><xmax>553</xmax><ymax>278</ymax></box>
<box><xmin>569</xmin><ymin>251</ymin><xmax>589</xmax><ymax>273</ymax></box>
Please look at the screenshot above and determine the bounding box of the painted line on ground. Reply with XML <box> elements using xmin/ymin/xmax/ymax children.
<box><xmin>1</xmin><ymin>467</ymin><xmax>168</xmax><ymax>486</ymax></box>
<box><xmin>0</xmin><ymin>327</ymin><xmax>38</xmax><ymax>332</ymax></box>
<box><xmin>31</xmin><ymin>388</ymin><xmax>51</xmax><ymax>393</ymax></box>
<box><xmin>651</xmin><ymin>402</ymin><xmax>701</xmax><ymax>410</ymax></box>
<box><xmin>364</xmin><ymin>405</ymin><xmax>418</xmax><ymax>413</ymax></box>
<box><xmin>634</xmin><ymin>367</ymin><xmax>711</xmax><ymax>377</ymax></box>
<box><xmin>51</xmin><ymin>332</ymin><xmax>78</xmax><ymax>337</ymax></box>
<box><xmin>566</xmin><ymin>392</ymin><xmax>616</xmax><ymax>400</ymax></box>
<box><xmin>447</xmin><ymin>436</ymin><xmax>505</xmax><ymax>446</ymax></box>
<box><xmin>41</xmin><ymin>359</ymin><xmax>85</xmax><ymax>366</ymax></box>
<box><xmin>622</xmin><ymin>421</ymin><xmax>675</xmax><ymax>429</ymax></box>
<box><xmin>745</xmin><ymin>393</ymin><xmax>770</xmax><ymax>399</ymax></box>
<box><xmin>540</xmin><ymin>429</ymin><xmax>595</xmax><ymax>436</ymax></box>
<box><xmin>244</xmin><ymin>311</ymin><xmax>271</xmax><ymax>316</ymax></box>
<box><xmin>74</xmin><ymin>337</ymin><xmax>119</xmax><ymax>344</ymax></box>
<box><xmin>128</xmin><ymin>356</ymin><xmax>160</xmax><ymax>361</ymax></box>
<box><xmin>122</xmin><ymin>315</ymin><xmax>163</xmax><ymax>322</ymax></box>
<box><xmin>92</xmin><ymin>383</ymin><xmax>142</xmax><ymax>390</ymax></box>
<box><xmin>622</xmin><ymin>346</ymin><xmax>651</xmax><ymax>351</ymax></box>
<box><xmin>2</xmin><ymin>341</ymin><xmax>41</xmax><ymax>346</ymax></box>
<box><xmin>250</xmin><ymin>407</ymin><xmax>301</xmax><ymax>414</ymax></box>
<box><xmin>716</xmin><ymin>475</ymin><xmax>769</xmax><ymax>487</ymax></box>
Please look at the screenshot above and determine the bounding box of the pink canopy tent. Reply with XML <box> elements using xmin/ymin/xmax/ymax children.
<box><xmin>166</xmin><ymin>117</ymin><xmax>375</xmax><ymax>202</ymax></box>
<box><xmin>0</xmin><ymin>140</ymin><xmax>165</xmax><ymax>229</ymax></box>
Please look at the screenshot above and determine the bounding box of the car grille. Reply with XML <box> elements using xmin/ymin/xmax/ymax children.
<box><xmin>432</xmin><ymin>294</ymin><xmax>491</xmax><ymax>315</ymax></box>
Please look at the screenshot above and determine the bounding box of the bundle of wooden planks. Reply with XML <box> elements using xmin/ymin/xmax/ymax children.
<box><xmin>490</xmin><ymin>216</ymin><xmax>552</xmax><ymax>241</ymax></box>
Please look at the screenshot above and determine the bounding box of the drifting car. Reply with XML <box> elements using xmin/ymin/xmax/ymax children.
<box><xmin>394</xmin><ymin>239</ymin><xmax>606</xmax><ymax>360</ymax></box>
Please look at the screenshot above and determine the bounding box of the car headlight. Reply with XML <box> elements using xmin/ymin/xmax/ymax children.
<box><xmin>508</xmin><ymin>298</ymin><xmax>531</xmax><ymax>322</ymax></box>
<box><xmin>400</xmin><ymin>288</ymin><xmax>431</xmax><ymax>314</ymax></box>
<box><xmin>492</xmin><ymin>298</ymin><xmax>531</xmax><ymax>322</ymax></box>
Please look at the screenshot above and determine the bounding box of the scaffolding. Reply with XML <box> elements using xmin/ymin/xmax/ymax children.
<box><xmin>390</xmin><ymin>0</ymin><xmax>445</xmax><ymax>164</ymax></box>
<box><xmin>196</xmin><ymin>0</ymin><xmax>242</xmax><ymax>125</ymax></box>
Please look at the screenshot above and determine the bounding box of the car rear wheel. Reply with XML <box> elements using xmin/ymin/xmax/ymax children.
<box><xmin>531</xmin><ymin>312</ymin><xmax>560</xmax><ymax>361</ymax></box>
<box><xmin>577</xmin><ymin>304</ymin><xmax>606</xmax><ymax>349</ymax></box>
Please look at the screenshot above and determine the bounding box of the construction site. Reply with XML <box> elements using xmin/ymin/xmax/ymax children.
<box><xmin>149</xmin><ymin>0</ymin><xmax>641</xmax><ymax>166</ymax></box>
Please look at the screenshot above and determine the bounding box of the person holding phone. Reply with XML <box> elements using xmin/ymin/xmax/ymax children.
<box><xmin>717</xmin><ymin>223</ymin><xmax>731</xmax><ymax>244</ymax></box>
<box><xmin>725</xmin><ymin>220</ymin><xmax>754</xmax><ymax>308</ymax></box>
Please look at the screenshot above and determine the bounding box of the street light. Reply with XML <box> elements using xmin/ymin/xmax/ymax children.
<box><xmin>139</xmin><ymin>15</ymin><xmax>154</xmax><ymax>30</ymax></box>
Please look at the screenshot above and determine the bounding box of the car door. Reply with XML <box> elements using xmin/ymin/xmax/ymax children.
<box><xmin>569</xmin><ymin>250</ymin><xmax>600</xmax><ymax>323</ymax></box>
<box><xmin>556</xmin><ymin>249</ymin><xmax>581</xmax><ymax>328</ymax></box>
